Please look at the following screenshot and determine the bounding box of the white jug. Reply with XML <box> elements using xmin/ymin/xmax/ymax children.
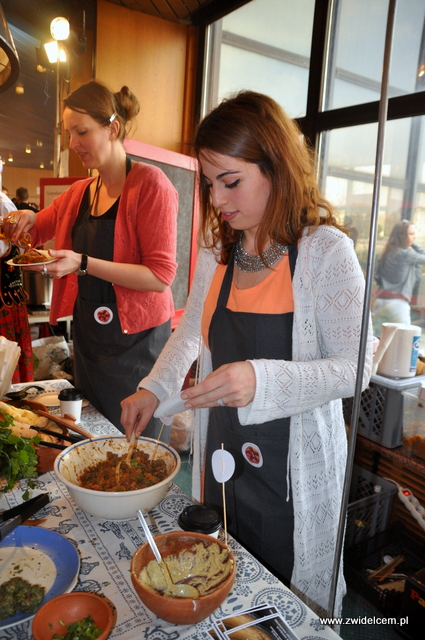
<box><xmin>375</xmin><ymin>323</ymin><xmax>422</xmax><ymax>378</ymax></box>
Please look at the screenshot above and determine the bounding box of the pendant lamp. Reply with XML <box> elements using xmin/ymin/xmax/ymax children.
<box><xmin>0</xmin><ymin>2</ymin><xmax>19</xmax><ymax>93</ymax></box>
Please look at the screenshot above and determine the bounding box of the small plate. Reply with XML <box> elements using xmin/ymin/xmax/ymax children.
<box><xmin>36</xmin><ymin>392</ymin><xmax>89</xmax><ymax>409</ymax></box>
<box><xmin>35</xmin><ymin>392</ymin><xmax>61</xmax><ymax>407</ymax></box>
<box><xmin>0</xmin><ymin>525</ymin><xmax>80</xmax><ymax>630</ymax></box>
<box><xmin>6</xmin><ymin>250</ymin><xmax>57</xmax><ymax>267</ymax></box>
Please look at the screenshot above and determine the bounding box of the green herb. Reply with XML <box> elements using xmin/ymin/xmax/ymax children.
<box><xmin>0</xmin><ymin>412</ymin><xmax>41</xmax><ymax>500</ymax></box>
<box><xmin>52</xmin><ymin>615</ymin><xmax>103</xmax><ymax>639</ymax></box>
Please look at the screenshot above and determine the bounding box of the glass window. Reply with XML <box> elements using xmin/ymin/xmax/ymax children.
<box><xmin>203</xmin><ymin>0</ymin><xmax>315</xmax><ymax>119</ymax></box>
<box><xmin>321</xmin><ymin>117</ymin><xmax>425</xmax><ymax>340</ymax></box>
<box><xmin>324</xmin><ymin>0</ymin><xmax>425</xmax><ymax>111</ymax></box>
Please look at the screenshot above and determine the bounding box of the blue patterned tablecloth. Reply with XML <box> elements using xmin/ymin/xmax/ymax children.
<box><xmin>0</xmin><ymin>381</ymin><xmax>339</xmax><ymax>640</ymax></box>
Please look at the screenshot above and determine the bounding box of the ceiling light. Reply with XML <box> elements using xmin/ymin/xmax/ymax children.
<box><xmin>36</xmin><ymin>140</ymin><xmax>43</xmax><ymax>147</ymax></box>
<box><xmin>44</xmin><ymin>41</ymin><xmax>66</xmax><ymax>64</ymax></box>
<box><xmin>25</xmin><ymin>145</ymin><xmax>31</xmax><ymax>153</ymax></box>
<box><xmin>50</xmin><ymin>17</ymin><xmax>70</xmax><ymax>41</ymax></box>
<box><xmin>8</xmin><ymin>153</ymin><xmax>13</xmax><ymax>162</ymax></box>
<box><xmin>39</xmin><ymin>163</ymin><xmax>44</xmax><ymax>169</ymax></box>
<box><xmin>15</xmin><ymin>83</ymin><xmax>24</xmax><ymax>94</ymax></box>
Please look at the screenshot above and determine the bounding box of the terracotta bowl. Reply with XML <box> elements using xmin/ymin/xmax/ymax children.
<box><xmin>31</xmin><ymin>592</ymin><xmax>115</xmax><ymax>640</ymax></box>
<box><xmin>130</xmin><ymin>531</ymin><xmax>235</xmax><ymax>625</ymax></box>
<box><xmin>54</xmin><ymin>435</ymin><xmax>181</xmax><ymax>520</ymax></box>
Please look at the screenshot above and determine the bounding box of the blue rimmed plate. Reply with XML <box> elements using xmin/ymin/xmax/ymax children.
<box><xmin>0</xmin><ymin>525</ymin><xmax>80</xmax><ymax>630</ymax></box>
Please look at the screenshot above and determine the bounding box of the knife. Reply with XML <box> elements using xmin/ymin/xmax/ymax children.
<box><xmin>0</xmin><ymin>492</ymin><xmax>50</xmax><ymax>541</ymax></box>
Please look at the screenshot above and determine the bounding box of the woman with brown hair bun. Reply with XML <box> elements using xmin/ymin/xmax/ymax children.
<box><xmin>121</xmin><ymin>90</ymin><xmax>373</xmax><ymax>616</ymax></box>
<box><xmin>3</xmin><ymin>80</ymin><xmax>178</xmax><ymax>433</ymax></box>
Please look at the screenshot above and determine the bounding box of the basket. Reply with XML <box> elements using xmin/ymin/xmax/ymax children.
<box><xmin>343</xmin><ymin>374</ymin><xmax>425</xmax><ymax>448</ymax></box>
<box><xmin>346</xmin><ymin>465</ymin><xmax>397</xmax><ymax>548</ymax></box>
<box><xmin>344</xmin><ymin>522</ymin><xmax>425</xmax><ymax>619</ymax></box>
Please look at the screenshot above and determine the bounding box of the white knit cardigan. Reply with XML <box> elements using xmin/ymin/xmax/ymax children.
<box><xmin>140</xmin><ymin>224</ymin><xmax>373</xmax><ymax>617</ymax></box>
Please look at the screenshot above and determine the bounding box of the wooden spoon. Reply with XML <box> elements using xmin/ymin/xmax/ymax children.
<box><xmin>115</xmin><ymin>429</ymin><xmax>136</xmax><ymax>484</ymax></box>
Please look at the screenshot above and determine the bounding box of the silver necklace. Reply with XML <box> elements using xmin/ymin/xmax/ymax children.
<box><xmin>234</xmin><ymin>233</ymin><xmax>288</xmax><ymax>273</ymax></box>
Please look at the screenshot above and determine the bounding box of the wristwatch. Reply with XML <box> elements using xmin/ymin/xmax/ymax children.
<box><xmin>76</xmin><ymin>253</ymin><xmax>88</xmax><ymax>276</ymax></box>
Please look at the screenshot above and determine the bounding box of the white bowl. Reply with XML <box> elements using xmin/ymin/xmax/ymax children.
<box><xmin>54</xmin><ymin>435</ymin><xmax>181</xmax><ymax>520</ymax></box>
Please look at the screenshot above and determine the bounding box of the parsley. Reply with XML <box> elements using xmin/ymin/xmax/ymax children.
<box><xmin>0</xmin><ymin>411</ymin><xmax>41</xmax><ymax>500</ymax></box>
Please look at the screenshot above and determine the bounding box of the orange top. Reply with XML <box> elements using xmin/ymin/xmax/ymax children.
<box><xmin>202</xmin><ymin>255</ymin><xmax>294</xmax><ymax>349</ymax></box>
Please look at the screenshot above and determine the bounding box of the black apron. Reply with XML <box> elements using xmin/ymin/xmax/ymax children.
<box><xmin>71</xmin><ymin>157</ymin><xmax>171</xmax><ymax>437</ymax></box>
<box><xmin>204</xmin><ymin>244</ymin><xmax>297</xmax><ymax>584</ymax></box>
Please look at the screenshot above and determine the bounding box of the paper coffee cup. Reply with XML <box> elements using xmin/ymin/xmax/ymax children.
<box><xmin>58</xmin><ymin>388</ymin><xmax>84</xmax><ymax>423</ymax></box>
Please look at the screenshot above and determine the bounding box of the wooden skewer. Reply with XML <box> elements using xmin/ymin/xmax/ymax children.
<box><xmin>221</xmin><ymin>443</ymin><xmax>228</xmax><ymax>546</ymax></box>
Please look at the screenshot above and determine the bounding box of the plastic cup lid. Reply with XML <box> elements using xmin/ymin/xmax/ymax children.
<box><xmin>58</xmin><ymin>388</ymin><xmax>84</xmax><ymax>401</ymax></box>
<box><xmin>178</xmin><ymin>504</ymin><xmax>222</xmax><ymax>534</ymax></box>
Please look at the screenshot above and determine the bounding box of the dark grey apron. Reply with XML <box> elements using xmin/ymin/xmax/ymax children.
<box><xmin>204</xmin><ymin>244</ymin><xmax>297</xmax><ymax>584</ymax></box>
<box><xmin>71</xmin><ymin>157</ymin><xmax>171</xmax><ymax>437</ymax></box>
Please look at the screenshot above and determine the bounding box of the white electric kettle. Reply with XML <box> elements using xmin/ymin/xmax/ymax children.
<box><xmin>373</xmin><ymin>323</ymin><xmax>422</xmax><ymax>378</ymax></box>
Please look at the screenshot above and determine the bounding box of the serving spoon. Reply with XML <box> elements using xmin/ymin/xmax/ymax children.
<box><xmin>6</xmin><ymin>385</ymin><xmax>45</xmax><ymax>401</ymax></box>
<box><xmin>136</xmin><ymin>510</ymin><xmax>199</xmax><ymax>598</ymax></box>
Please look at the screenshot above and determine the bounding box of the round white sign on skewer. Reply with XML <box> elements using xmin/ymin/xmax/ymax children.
<box><xmin>211</xmin><ymin>449</ymin><xmax>235</xmax><ymax>483</ymax></box>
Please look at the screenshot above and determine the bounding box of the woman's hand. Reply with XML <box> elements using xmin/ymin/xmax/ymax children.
<box><xmin>2</xmin><ymin>209</ymin><xmax>37</xmax><ymax>239</ymax></box>
<box><xmin>22</xmin><ymin>249</ymin><xmax>82</xmax><ymax>278</ymax></box>
<box><xmin>120</xmin><ymin>389</ymin><xmax>159</xmax><ymax>440</ymax></box>
<box><xmin>181</xmin><ymin>361</ymin><xmax>256</xmax><ymax>409</ymax></box>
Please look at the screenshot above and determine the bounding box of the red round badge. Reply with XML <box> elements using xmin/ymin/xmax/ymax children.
<box><xmin>94</xmin><ymin>306</ymin><xmax>113</xmax><ymax>325</ymax></box>
<box><xmin>242</xmin><ymin>442</ymin><xmax>263</xmax><ymax>468</ymax></box>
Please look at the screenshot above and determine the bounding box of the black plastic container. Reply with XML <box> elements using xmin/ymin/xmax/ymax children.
<box><xmin>178</xmin><ymin>505</ymin><xmax>222</xmax><ymax>538</ymax></box>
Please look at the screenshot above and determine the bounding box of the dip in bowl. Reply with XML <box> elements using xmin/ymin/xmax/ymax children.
<box><xmin>130</xmin><ymin>531</ymin><xmax>235</xmax><ymax>625</ymax></box>
<box><xmin>54</xmin><ymin>435</ymin><xmax>180</xmax><ymax>520</ymax></box>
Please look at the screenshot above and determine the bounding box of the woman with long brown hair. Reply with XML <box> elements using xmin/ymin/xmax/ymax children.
<box><xmin>121</xmin><ymin>91</ymin><xmax>372</xmax><ymax>616</ymax></box>
<box><xmin>373</xmin><ymin>219</ymin><xmax>425</xmax><ymax>335</ymax></box>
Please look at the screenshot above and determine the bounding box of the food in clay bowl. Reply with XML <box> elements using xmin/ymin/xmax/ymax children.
<box><xmin>54</xmin><ymin>435</ymin><xmax>181</xmax><ymax>520</ymax></box>
<box><xmin>32</xmin><ymin>591</ymin><xmax>115</xmax><ymax>640</ymax></box>
<box><xmin>130</xmin><ymin>531</ymin><xmax>235</xmax><ymax>625</ymax></box>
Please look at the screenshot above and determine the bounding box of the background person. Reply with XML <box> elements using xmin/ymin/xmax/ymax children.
<box><xmin>121</xmin><ymin>90</ymin><xmax>373</xmax><ymax>616</ymax></box>
<box><xmin>4</xmin><ymin>80</ymin><xmax>178</xmax><ymax>433</ymax></box>
<box><xmin>0</xmin><ymin>191</ymin><xmax>34</xmax><ymax>383</ymax></box>
<box><xmin>373</xmin><ymin>219</ymin><xmax>425</xmax><ymax>336</ymax></box>
<box><xmin>14</xmin><ymin>187</ymin><xmax>39</xmax><ymax>213</ymax></box>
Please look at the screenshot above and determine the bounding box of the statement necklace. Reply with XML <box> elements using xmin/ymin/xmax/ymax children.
<box><xmin>234</xmin><ymin>233</ymin><xmax>288</xmax><ymax>273</ymax></box>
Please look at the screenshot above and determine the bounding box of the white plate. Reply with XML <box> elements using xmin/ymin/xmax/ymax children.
<box><xmin>36</xmin><ymin>392</ymin><xmax>89</xmax><ymax>409</ymax></box>
<box><xmin>35</xmin><ymin>392</ymin><xmax>61</xmax><ymax>407</ymax></box>
<box><xmin>6</xmin><ymin>250</ymin><xmax>57</xmax><ymax>267</ymax></box>
<box><xmin>0</xmin><ymin>525</ymin><xmax>80</xmax><ymax>630</ymax></box>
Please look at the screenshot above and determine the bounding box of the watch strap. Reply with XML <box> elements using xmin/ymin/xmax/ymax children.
<box><xmin>76</xmin><ymin>253</ymin><xmax>88</xmax><ymax>275</ymax></box>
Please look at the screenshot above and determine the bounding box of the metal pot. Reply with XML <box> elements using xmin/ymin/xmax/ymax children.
<box><xmin>22</xmin><ymin>271</ymin><xmax>52</xmax><ymax>308</ymax></box>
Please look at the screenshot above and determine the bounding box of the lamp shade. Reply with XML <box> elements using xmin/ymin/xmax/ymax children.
<box><xmin>0</xmin><ymin>2</ymin><xmax>19</xmax><ymax>93</ymax></box>
<box><xmin>50</xmin><ymin>17</ymin><xmax>70</xmax><ymax>41</ymax></box>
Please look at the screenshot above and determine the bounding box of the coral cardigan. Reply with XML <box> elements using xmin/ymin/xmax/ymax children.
<box><xmin>30</xmin><ymin>162</ymin><xmax>178</xmax><ymax>334</ymax></box>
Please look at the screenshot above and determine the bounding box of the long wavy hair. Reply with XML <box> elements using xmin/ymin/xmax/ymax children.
<box><xmin>378</xmin><ymin>220</ymin><xmax>413</xmax><ymax>267</ymax></box>
<box><xmin>63</xmin><ymin>80</ymin><xmax>140</xmax><ymax>142</ymax></box>
<box><xmin>193</xmin><ymin>90</ymin><xmax>343</xmax><ymax>264</ymax></box>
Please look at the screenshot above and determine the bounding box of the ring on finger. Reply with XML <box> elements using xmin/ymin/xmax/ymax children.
<box><xmin>6</xmin><ymin>215</ymin><xmax>17</xmax><ymax>224</ymax></box>
<box><xmin>217</xmin><ymin>397</ymin><xmax>226</xmax><ymax>407</ymax></box>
